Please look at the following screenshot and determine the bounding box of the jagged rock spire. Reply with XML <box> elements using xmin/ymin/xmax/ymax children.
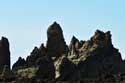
<box><xmin>91</xmin><ymin>29</ymin><xmax>113</xmax><ymax>49</ymax></box>
<box><xmin>12</xmin><ymin>57</ymin><xmax>26</xmax><ymax>70</ymax></box>
<box><xmin>46</xmin><ymin>22</ymin><xmax>68</xmax><ymax>57</ymax></box>
<box><xmin>0</xmin><ymin>37</ymin><xmax>10</xmax><ymax>69</ymax></box>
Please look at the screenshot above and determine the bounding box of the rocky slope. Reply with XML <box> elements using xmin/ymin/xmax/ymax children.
<box><xmin>0</xmin><ymin>22</ymin><xmax>125</xmax><ymax>82</ymax></box>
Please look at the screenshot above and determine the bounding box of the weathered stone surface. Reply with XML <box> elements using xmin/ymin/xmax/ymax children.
<box><xmin>69</xmin><ymin>36</ymin><xmax>83</xmax><ymax>50</ymax></box>
<box><xmin>66</xmin><ymin>30</ymin><xmax>123</xmax><ymax>80</ymax></box>
<box><xmin>11</xmin><ymin>22</ymin><xmax>125</xmax><ymax>82</ymax></box>
<box><xmin>68</xmin><ymin>36</ymin><xmax>85</xmax><ymax>60</ymax></box>
<box><xmin>0</xmin><ymin>37</ymin><xmax>10</xmax><ymax>69</ymax></box>
<box><xmin>54</xmin><ymin>56</ymin><xmax>76</xmax><ymax>80</ymax></box>
<box><xmin>46</xmin><ymin>22</ymin><xmax>68</xmax><ymax>57</ymax></box>
<box><xmin>91</xmin><ymin>30</ymin><xmax>113</xmax><ymax>49</ymax></box>
<box><xmin>58</xmin><ymin>56</ymin><xmax>76</xmax><ymax>81</ymax></box>
<box><xmin>52</xmin><ymin>29</ymin><xmax>123</xmax><ymax>81</ymax></box>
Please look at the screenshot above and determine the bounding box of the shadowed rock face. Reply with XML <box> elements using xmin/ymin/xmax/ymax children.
<box><xmin>36</xmin><ymin>56</ymin><xmax>55</xmax><ymax>80</ymax></box>
<box><xmin>46</xmin><ymin>22</ymin><xmax>69</xmax><ymax>57</ymax></box>
<box><xmin>12</xmin><ymin>57</ymin><xmax>26</xmax><ymax>70</ymax></box>
<box><xmin>0</xmin><ymin>37</ymin><xmax>10</xmax><ymax>69</ymax></box>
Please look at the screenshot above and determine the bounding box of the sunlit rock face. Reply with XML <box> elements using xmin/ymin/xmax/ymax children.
<box><xmin>0</xmin><ymin>37</ymin><xmax>10</xmax><ymax>69</ymax></box>
<box><xmin>66</xmin><ymin>30</ymin><xmax>123</xmax><ymax>80</ymax></box>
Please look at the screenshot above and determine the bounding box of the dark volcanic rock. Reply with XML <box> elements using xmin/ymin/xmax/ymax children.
<box><xmin>68</xmin><ymin>30</ymin><xmax>123</xmax><ymax>80</ymax></box>
<box><xmin>69</xmin><ymin>36</ymin><xmax>79</xmax><ymax>56</ymax></box>
<box><xmin>11</xmin><ymin>22</ymin><xmax>125</xmax><ymax>82</ymax></box>
<box><xmin>0</xmin><ymin>37</ymin><xmax>10</xmax><ymax>69</ymax></box>
<box><xmin>46</xmin><ymin>22</ymin><xmax>68</xmax><ymax>57</ymax></box>
<box><xmin>91</xmin><ymin>30</ymin><xmax>113</xmax><ymax>49</ymax></box>
<box><xmin>54</xmin><ymin>56</ymin><xmax>75</xmax><ymax>80</ymax></box>
<box><xmin>69</xmin><ymin>36</ymin><xmax>82</xmax><ymax>50</ymax></box>
<box><xmin>57</xmin><ymin>56</ymin><xmax>76</xmax><ymax>81</ymax></box>
<box><xmin>13</xmin><ymin>42</ymin><xmax>55</xmax><ymax>80</ymax></box>
<box><xmin>53</xmin><ymin>29</ymin><xmax>123</xmax><ymax>80</ymax></box>
<box><xmin>26</xmin><ymin>44</ymin><xmax>47</xmax><ymax>67</ymax></box>
<box><xmin>26</xmin><ymin>46</ymin><xmax>40</xmax><ymax>66</ymax></box>
<box><xmin>12</xmin><ymin>57</ymin><xmax>26</xmax><ymax>70</ymax></box>
<box><xmin>36</xmin><ymin>56</ymin><xmax>55</xmax><ymax>80</ymax></box>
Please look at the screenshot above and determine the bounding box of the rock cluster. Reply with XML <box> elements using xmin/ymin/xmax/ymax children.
<box><xmin>12</xmin><ymin>22</ymin><xmax>124</xmax><ymax>81</ymax></box>
<box><xmin>0</xmin><ymin>22</ymin><xmax>125</xmax><ymax>82</ymax></box>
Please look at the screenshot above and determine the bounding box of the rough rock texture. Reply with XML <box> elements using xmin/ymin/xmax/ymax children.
<box><xmin>54</xmin><ymin>56</ymin><xmax>76</xmax><ymax>81</ymax></box>
<box><xmin>10</xmin><ymin>22</ymin><xmax>125</xmax><ymax>82</ymax></box>
<box><xmin>13</xmin><ymin>43</ymin><xmax>55</xmax><ymax>80</ymax></box>
<box><xmin>46</xmin><ymin>22</ymin><xmax>69</xmax><ymax>57</ymax></box>
<box><xmin>65</xmin><ymin>30</ymin><xmax>123</xmax><ymax>80</ymax></box>
<box><xmin>53</xmin><ymin>29</ymin><xmax>123</xmax><ymax>81</ymax></box>
<box><xmin>23</xmin><ymin>43</ymin><xmax>47</xmax><ymax>67</ymax></box>
<box><xmin>36</xmin><ymin>56</ymin><xmax>55</xmax><ymax>80</ymax></box>
<box><xmin>68</xmin><ymin>36</ymin><xmax>85</xmax><ymax>60</ymax></box>
<box><xmin>0</xmin><ymin>37</ymin><xmax>10</xmax><ymax>69</ymax></box>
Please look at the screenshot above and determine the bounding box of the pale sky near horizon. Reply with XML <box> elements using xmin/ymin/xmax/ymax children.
<box><xmin>0</xmin><ymin>0</ymin><xmax>125</xmax><ymax>66</ymax></box>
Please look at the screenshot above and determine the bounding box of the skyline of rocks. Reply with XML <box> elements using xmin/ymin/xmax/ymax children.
<box><xmin>0</xmin><ymin>22</ymin><xmax>125</xmax><ymax>82</ymax></box>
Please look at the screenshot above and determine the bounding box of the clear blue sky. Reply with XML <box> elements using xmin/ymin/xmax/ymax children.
<box><xmin>0</xmin><ymin>0</ymin><xmax>125</xmax><ymax>66</ymax></box>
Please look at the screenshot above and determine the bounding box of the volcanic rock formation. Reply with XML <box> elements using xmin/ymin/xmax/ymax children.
<box><xmin>11</xmin><ymin>22</ymin><xmax>125</xmax><ymax>82</ymax></box>
<box><xmin>0</xmin><ymin>37</ymin><xmax>10</xmax><ymax>69</ymax></box>
<box><xmin>46</xmin><ymin>22</ymin><xmax>69</xmax><ymax>58</ymax></box>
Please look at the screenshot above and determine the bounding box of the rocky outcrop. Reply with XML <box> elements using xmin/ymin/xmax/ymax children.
<box><xmin>46</xmin><ymin>22</ymin><xmax>68</xmax><ymax>58</ymax></box>
<box><xmin>65</xmin><ymin>30</ymin><xmax>123</xmax><ymax>80</ymax></box>
<box><xmin>13</xmin><ymin>43</ymin><xmax>55</xmax><ymax>80</ymax></box>
<box><xmin>12</xmin><ymin>57</ymin><xmax>26</xmax><ymax>70</ymax></box>
<box><xmin>68</xmin><ymin>36</ymin><xmax>85</xmax><ymax>60</ymax></box>
<box><xmin>26</xmin><ymin>44</ymin><xmax>47</xmax><ymax>67</ymax></box>
<box><xmin>11</xmin><ymin>22</ymin><xmax>125</xmax><ymax>82</ymax></box>
<box><xmin>0</xmin><ymin>37</ymin><xmax>10</xmax><ymax>69</ymax></box>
